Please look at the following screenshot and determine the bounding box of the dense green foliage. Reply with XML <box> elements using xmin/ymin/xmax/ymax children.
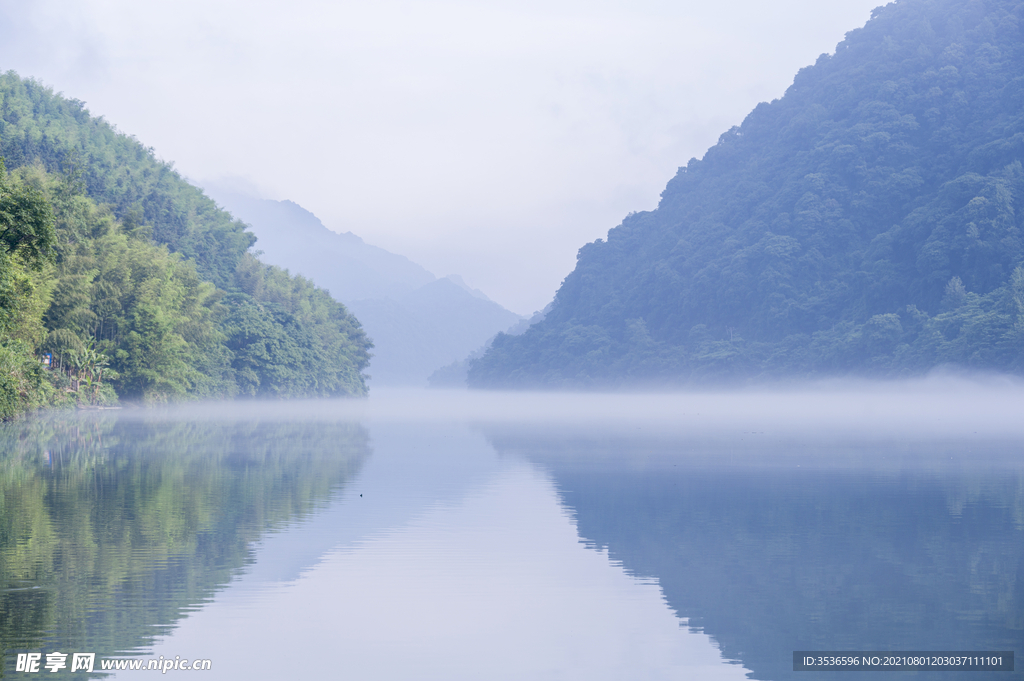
<box><xmin>471</xmin><ymin>0</ymin><xmax>1024</xmax><ymax>387</ymax></box>
<box><xmin>0</xmin><ymin>160</ymin><xmax>61</xmax><ymax>419</ymax></box>
<box><xmin>227</xmin><ymin>254</ymin><xmax>373</xmax><ymax>397</ymax></box>
<box><xmin>0</xmin><ymin>73</ymin><xmax>371</xmax><ymax>413</ymax></box>
<box><xmin>0</xmin><ymin>73</ymin><xmax>251</xmax><ymax>288</ymax></box>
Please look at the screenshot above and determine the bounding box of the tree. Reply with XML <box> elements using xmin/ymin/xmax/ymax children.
<box><xmin>0</xmin><ymin>159</ymin><xmax>55</xmax><ymax>270</ymax></box>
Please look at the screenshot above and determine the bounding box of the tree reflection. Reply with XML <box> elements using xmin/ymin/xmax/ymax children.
<box><xmin>0</xmin><ymin>411</ymin><xmax>369</xmax><ymax>673</ymax></box>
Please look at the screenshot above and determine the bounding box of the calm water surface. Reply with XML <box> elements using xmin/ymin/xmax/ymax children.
<box><xmin>2</xmin><ymin>384</ymin><xmax>1023</xmax><ymax>680</ymax></box>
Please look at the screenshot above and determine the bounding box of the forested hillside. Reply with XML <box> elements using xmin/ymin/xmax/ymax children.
<box><xmin>0</xmin><ymin>73</ymin><xmax>371</xmax><ymax>417</ymax></box>
<box><xmin>470</xmin><ymin>0</ymin><xmax>1024</xmax><ymax>388</ymax></box>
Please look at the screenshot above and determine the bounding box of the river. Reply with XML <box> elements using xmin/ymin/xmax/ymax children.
<box><xmin>2</xmin><ymin>381</ymin><xmax>1022</xmax><ymax>679</ymax></box>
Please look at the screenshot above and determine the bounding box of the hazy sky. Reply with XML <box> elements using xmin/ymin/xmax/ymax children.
<box><xmin>0</xmin><ymin>0</ymin><xmax>881</xmax><ymax>314</ymax></box>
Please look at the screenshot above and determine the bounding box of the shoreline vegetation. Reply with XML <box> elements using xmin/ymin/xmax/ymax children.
<box><xmin>0</xmin><ymin>72</ymin><xmax>372</xmax><ymax>420</ymax></box>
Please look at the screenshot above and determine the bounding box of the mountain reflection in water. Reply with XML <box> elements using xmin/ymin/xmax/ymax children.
<box><xmin>1</xmin><ymin>383</ymin><xmax>1022</xmax><ymax>680</ymax></box>
<box><xmin>488</xmin><ymin>427</ymin><xmax>1024</xmax><ymax>681</ymax></box>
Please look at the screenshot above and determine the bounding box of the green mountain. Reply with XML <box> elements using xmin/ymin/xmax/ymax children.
<box><xmin>470</xmin><ymin>0</ymin><xmax>1024</xmax><ymax>388</ymax></box>
<box><xmin>0</xmin><ymin>72</ymin><xmax>372</xmax><ymax>416</ymax></box>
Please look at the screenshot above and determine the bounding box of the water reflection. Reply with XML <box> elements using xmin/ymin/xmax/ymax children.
<box><xmin>2</xmin><ymin>386</ymin><xmax>1022</xmax><ymax>680</ymax></box>
<box><xmin>0</xmin><ymin>412</ymin><xmax>369</xmax><ymax>675</ymax></box>
<box><xmin>120</xmin><ymin>425</ymin><xmax>748</xmax><ymax>681</ymax></box>
<box><xmin>488</xmin><ymin>428</ymin><xmax>1024</xmax><ymax>681</ymax></box>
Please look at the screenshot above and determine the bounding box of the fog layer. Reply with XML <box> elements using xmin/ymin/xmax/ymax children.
<box><xmin>118</xmin><ymin>375</ymin><xmax>1024</xmax><ymax>442</ymax></box>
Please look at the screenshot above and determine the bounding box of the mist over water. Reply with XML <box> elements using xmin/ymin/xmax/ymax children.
<box><xmin>134</xmin><ymin>374</ymin><xmax>1024</xmax><ymax>441</ymax></box>
<box><xmin>3</xmin><ymin>377</ymin><xmax>1023</xmax><ymax>680</ymax></box>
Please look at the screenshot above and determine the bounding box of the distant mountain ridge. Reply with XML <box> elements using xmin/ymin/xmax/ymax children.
<box><xmin>428</xmin><ymin>304</ymin><xmax>551</xmax><ymax>388</ymax></box>
<box><xmin>470</xmin><ymin>0</ymin><xmax>1024</xmax><ymax>388</ymax></box>
<box><xmin>347</xmin><ymin>278</ymin><xmax>522</xmax><ymax>385</ymax></box>
<box><xmin>204</xmin><ymin>186</ymin><xmax>521</xmax><ymax>386</ymax></box>
<box><xmin>205</xmin><ymin>188</ymin><xmax>436</xmax><ymax>301</ymax></box>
